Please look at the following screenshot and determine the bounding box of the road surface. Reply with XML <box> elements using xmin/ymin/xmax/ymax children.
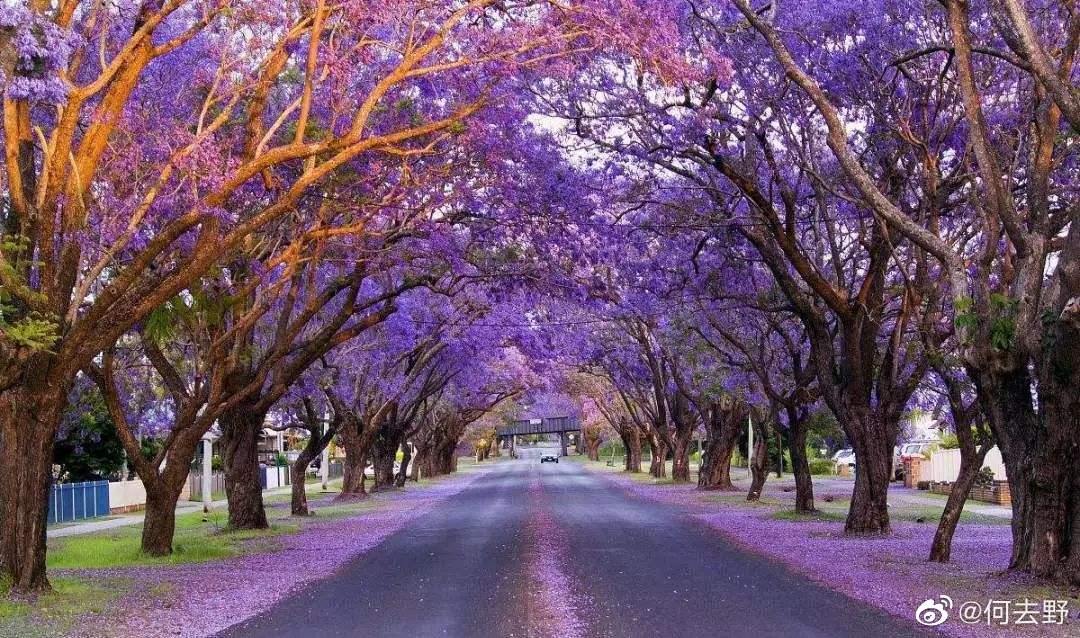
<box><xmin>218</xmin><ymin>451</ymin><xmax>933</xmax><ymax>637</ymax></box>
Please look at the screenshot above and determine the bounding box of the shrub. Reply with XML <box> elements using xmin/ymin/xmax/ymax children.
<box><xmin>974</xmin><ymin>466</ymin><xmax>995</xmax><ymax>487</ymax></box>
<box><xmin>809</xmin><ymin>459</ymin><xmax>835</xmax><ymax>475</ymax></box>
<box><xmin>939</xmin><ymin>433</ymin><xmax>960</xmax><ymax>449</ymax></box>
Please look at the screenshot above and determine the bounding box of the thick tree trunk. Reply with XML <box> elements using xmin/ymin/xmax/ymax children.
<box><xmin>371</xmin><ymin>435</ymin><xmax>397</xmax><ymax>491</ymax></box>
<box><xmin>1025</xmin><ymin>291</ymin><xmax>1080</xmax><ymax>583</ymax></box>
<box><xmin>0</xmin><ymin>386</ymin><xmax>60</xmax><ymax>595</ymax></box>
<box><xmin>844</xmin><ymin>409</ymin><xmax>895</xmax><ymax>535</ymax></box>
<box><xmin>219</xmin><ymin>405</ymin><xmax>269</xmax><ymax>530</ymax></box>
<box><xmin>786</xmin><ymin>408</ymin><xmax>815</xmax><ymax>513</ymax></box>
<box><xmin>747</xmin><ymin>419</ymin><xmax>769</xmax><ymax>501</ymax></box>
<box><xmin>698</xmin><ymin>400</ymin><xmax>744</xmax><ymax>491</ymax></box>
<box><xmin>136</xmin><ymin>441</ymin><xmax>198</xmax><ymax>555</ymax></box>
<box><xmin>584</xmin><ymin>428</ymin><xmax>602</xmax><ymax>461</ymax></box>
<box><xmin>671</xmin><ymin>433</ymin><xmax>693</xmax><ymax>483</ymax></box>
<box><xmin>0</xmin><ymin>377</ymin><xmax>66</xmax><ymax>594</ymax></box>
<box><xmin>338</xmin><ymin>440</ymin><xmax>367</xmax><ymax>498</ymax></box>
<box><xmin>141</xmin><ymin>484</ymin><xmax>180</xmax><ymax>556</ymax></box>
<box><xmin>340</xmin><ymin>454</ymin><xmax>367</xmax><ymax>497</ymax></box>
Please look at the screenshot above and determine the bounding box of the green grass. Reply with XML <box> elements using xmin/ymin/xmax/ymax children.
<box><xmin>0</xmin><ymin>576</ymin><xmax>121</xmax><ymax>638</ymax></box>
<box><xmin>47</xmin><ymin>509</ymin><xmax>297</xmax><ymax>569</ymax></box>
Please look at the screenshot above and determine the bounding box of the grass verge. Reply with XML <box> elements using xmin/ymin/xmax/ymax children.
<box><xmin>0</xmin><ymin>576</ymin><xmax>123</xmax><ymax>638</ymax></box>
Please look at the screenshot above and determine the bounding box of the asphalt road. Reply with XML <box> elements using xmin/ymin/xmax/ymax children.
<box><xmin>217</xmin><ymin>451</ymin><xmax>933</xmax><ymax>638</ymax></box>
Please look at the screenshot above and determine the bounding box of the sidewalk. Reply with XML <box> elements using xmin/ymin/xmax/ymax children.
<box><xmin>46</xmin><ymin>482</ymin><xmax>329</xmax><ymax>539</ymax></box>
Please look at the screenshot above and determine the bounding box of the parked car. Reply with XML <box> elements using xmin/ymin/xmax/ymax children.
<box><xmin>364</xmin><ymin>462</ymin><xmax>401</xmax><ymax>478</ymax></box>
<box><xmin>832</xmin><ymin>448</ymin><xmax>855</xmax><ymax>468</ymax></box>
<box><xmin>894</xmin><ymin>440</ymin><xmax>938</xmax><ymax>480</ymax></box>
<box><xmin>540</xmin><ymin>454</ymin><xmax>559</xmax><ymax>464</ymax></box>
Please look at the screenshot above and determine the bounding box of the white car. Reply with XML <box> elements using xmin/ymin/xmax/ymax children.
<box><xmin>363</xmin><ymin>463</ymin><xmax>401</xmax><ymax>478</ymax></box>
<box><xmin>832</xmin><ymin>448</ymin><xmax>856</xmax><ymax>468</ymax></box>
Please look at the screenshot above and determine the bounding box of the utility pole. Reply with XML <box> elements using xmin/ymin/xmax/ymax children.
<box><xmin>201</xmin><ymin>434</ymin><xmax>213</xmax><ymax>513</ymax></box>
<box><xmin>747</xmin><ymin>412</ymin><xmax>754</xmax><ymax>479</ymax></box>
<box><xmin>320</xmin><ymin>444</ymin><xmax>330</xmax><ymax>491</ymax></box>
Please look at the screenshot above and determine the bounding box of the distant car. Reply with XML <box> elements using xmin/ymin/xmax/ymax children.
<box><xmin>832</xmin><ymin>448</ymin><xmax>854</xmax><ymax>463</ymax></box>
<box><xmin>364</xmin><ymin>462</ymin><xmax>401</xmax><ymax>478</ymax></box>
<box><xmin>540</xmin><ymin>454</ymin><xmax>559</xmax><ymax>464</ymax></box>
<box><xmin>832</xmin><ymin>448</ymin><xmax>856</xmax><ymax>470</ymax></box>
<box><xmin>894</xmin><ymin>440</ymin><xmax>938</xmax><ymax>480</ymax></box>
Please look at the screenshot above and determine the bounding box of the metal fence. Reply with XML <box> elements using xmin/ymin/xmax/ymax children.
<box><xmin>49</xmin><ymin>480</ymin><xmax>110</xmax><ymax>524</ymax></box>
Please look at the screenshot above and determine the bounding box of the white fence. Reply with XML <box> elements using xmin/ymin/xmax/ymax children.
<box><xmin>108</xmin><ymin>478</ymin><xmax>191</xmax><ymax>512</ymax></box>
<box><xmin>927</xmin><ymin>446</ymin><xmax>1008</xmax><ymax>483</ymax></box>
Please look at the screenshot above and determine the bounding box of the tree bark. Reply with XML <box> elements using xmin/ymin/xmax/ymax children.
<box><xmin>394</xmin><ymin>439</ymin><xmax>412</xmax><ymax>488</ymax></box>
<box><xmin>371</xmin><ymin>433</ymin><xmax>398</xmax><ymax>491</ymax></box>
<box><xmin>0</xmin><ymin>375</ymin><xmax>66</xmax><ymax>594</ymax></box>
<box><xmin>786</xmin><ymin>407</ymin><xmax>815</xmax><ymax>513</ymax></box>
<box><xmin>141</xmin><ymin>483</ymin><xmax>180</xmax><ymax>556</ymax></box>
<box><xmin>929</xmin><ymin>447</ymin><xmax>987</xmax><ymax>562</ymax></box>
<box><xmin>219</xmin><ymin>405</ymin><xmax>269</xmax><ymax>530</ymax></box>
<box><xmin>844</xmin><ymin>408</ymin><xmax>895</xmax><ymax>535</ymax></box>
<box><xmin>624</xmin><ymin>429</ymin><xmax>642</xmax><ymax>473</ymax></box>
<box><xmin>671</xmin><ymin>434</ymin><xmax>692</xmax><ymax>483</ymax></box>
<box><xmin>698</xmin><ymin>400</ymin><xmax>744</xmax><ymax>490</ymax></box>
<box><xmin>338</xmin><ymin>420</ymin><xmax>369</xmax><ymax>498</ymax></box>
<box><xmin>647</xmin><ymin>435</ymin><xmax>667</xmax><ymax>478</ymax></box>
<box><xmin>584</xmin><ymin>427</ymin><xmax>602</xmax><ymax>461</ymax></box>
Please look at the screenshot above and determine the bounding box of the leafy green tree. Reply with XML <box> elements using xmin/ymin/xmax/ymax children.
<box><xmin>54</xmin><ymin>388</ymin><xmax>125</xmax><ymax>482</ymax></box>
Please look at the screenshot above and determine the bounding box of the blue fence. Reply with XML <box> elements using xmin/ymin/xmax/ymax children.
<box><xmin>48</xmin><ymin>480</ymin><xmax>110</xmax><ymax>524</ymax></box>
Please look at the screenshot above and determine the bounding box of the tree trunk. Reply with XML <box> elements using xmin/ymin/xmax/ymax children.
<box><xmin>786</xmin><ymin>408</ymin><xmax>815</xmax><ymax>513</ymax></box>
<box><xmin>671</xmin><ymin>434</ymin><xmax>692</xmax><ymax>483</ymax></box>
<box><xmin>698</xmin><ymin>400</ymin><xmax>744</xmax><ymax>490</ymax></box>
<box><xmin>929</xmin><ymin>448</ymin><xmax>987</xmax><ymax>562</ymax></box>
<box><xmin>624</xmin><ymin>430</ymin><xmax>642</xmax><ymax>473</ymax></box>
<box><xmin>372</xmin><ymin>435</ymin><xmax>397</xmax><ymax>491</ymax></box>
<box><xmin>290</xmin><ymin>460</ymin><xmax>311</xmax><ymax>517</ymax></box>
<box><xmin>747</xmin><ymin>419</ymin><xmax>769</xmax><ymax>501</ymax></box>
<box><xmin>0</xmin><ymin>377</ymin><xmax>66</xmax><ymax>594</ymax></box>
<box><xmin>394</xmin><ymin>440</ymin><xmax>412</xmax><ymax>488</ymax></box>
<box><xmin>141</xmin><ymin>484</ymin><xmax>180</xmax><ymax>556</ymax></box>
<box><xmin>136</xmin><ymin>441</ymin><xmax>198</xmax><ymax>555</ymax></box>
<box><xmin>1025</xmin><ymin>288</ymin><xmax>1080</xmax><ymax>583</ymax></box>
<box><xmin>647</xmin><ymin>435</ymin><xmax>667</xmax><ymax>478</ymax></box>
<box><xmin>584</xmin><ymin>428</ymin><xmax>602</xmax><ymax>461</ymax></box>
<box><xmin>844</xmin><ymin>409</ymin><xmax>895</xmax><ymax>535</ymax></box>
<box><xmin>219</xmin><ymin>405</ymin><xmax>269</xmax><ymax>530</ymax></box>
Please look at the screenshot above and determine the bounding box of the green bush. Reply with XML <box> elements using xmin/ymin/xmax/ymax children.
<box><xmin>939</xmin><ymin>433</ymin><xmax>960</xmax><ymax>449</ymax></box>
<box><xmin>808</xmin><ymin>459</ymin><xmax>835</xmax><ymax>475</ymax></box>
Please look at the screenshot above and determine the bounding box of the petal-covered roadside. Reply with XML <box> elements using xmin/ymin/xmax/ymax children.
<box><xmin>63</xmin><ymin>469</ymin><xmax>488</xmax><ymax>638</ymax></box>
<box><xmin>584</xmin><ymin>463</ymin><xmax>1078</xmax><ymax>638</ymax></box>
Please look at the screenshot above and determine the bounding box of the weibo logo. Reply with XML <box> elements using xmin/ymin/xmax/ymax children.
<box><xmin>915</xmin><ymin>596</ymin><xmax>953</xmax><ymax>626</ymax></box>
